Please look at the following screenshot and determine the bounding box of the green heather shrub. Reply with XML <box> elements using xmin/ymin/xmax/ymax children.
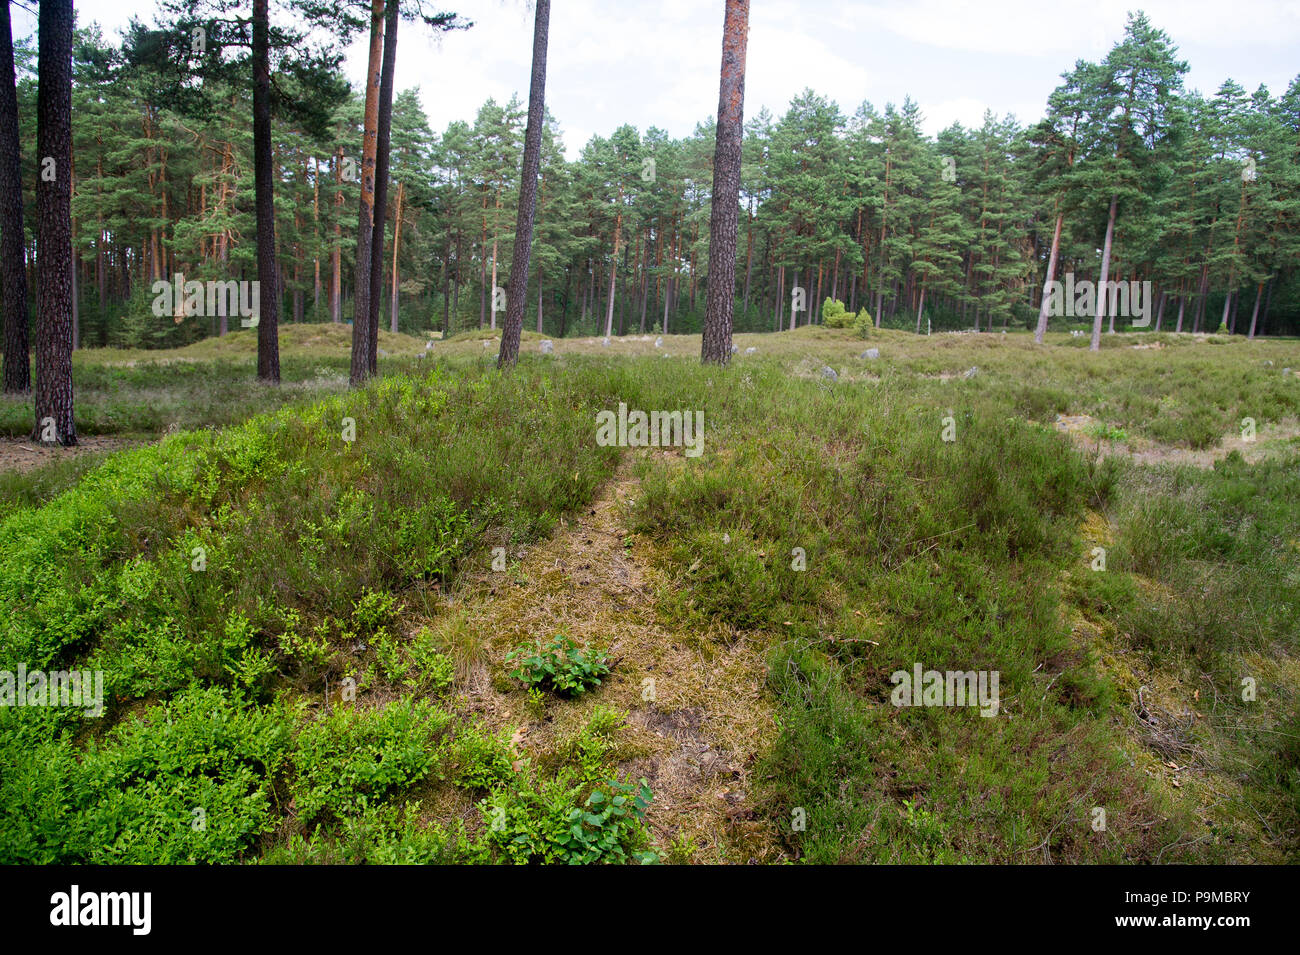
<box><xmin>1</xmin><ymin>686</ymin><xmax>292</xmax><ymax>864</ymax></box>
<box><xmin>262</xmin><ymin>802</ymin><xmax>472</xmax><ymax>865</ymax></box>
<box><xmin>289</xmin><ymin>698</ymin><xmax>454</xmax><ymax>825</ymax></box>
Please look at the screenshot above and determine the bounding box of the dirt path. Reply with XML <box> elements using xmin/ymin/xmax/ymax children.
<box><xmin>0</xmin><ymin>435</ymin><xmax>143</xmax><ymax>475</ymax></box>
<box><xmin>419</xmin><ymin>455</ymin><xmax>781</xmax><ymax>863</ymax></box>
<box><xmin>1054</xmin><ymin>414</ymin><xmax>1300</xmax><ymax>469</ymax></box>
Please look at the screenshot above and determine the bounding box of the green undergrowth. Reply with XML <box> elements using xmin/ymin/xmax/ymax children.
<box><xmin>0</xmin><ymin>360</ymin><xmax>653</xmax><ymax>863</ymax></box>
<box><xmin>622</xmin><ymin>342</ymin><xmax>1300</xmax><ymax>863</ymax></box>
<box><xmin>2</xmin><ymin>329</ymin><xmax>1298</xmax><ymax>864</ymax></box>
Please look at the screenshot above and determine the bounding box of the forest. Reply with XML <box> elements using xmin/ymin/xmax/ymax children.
<box><xmin>2</xmin><ymin>7</ymin><xmax>1298</xmax><ymax>362</ymax></box>
<box><xmin>1</xmin><ymin>0</ymin><xmax>1299</xmax><ymax>886</ymax></box>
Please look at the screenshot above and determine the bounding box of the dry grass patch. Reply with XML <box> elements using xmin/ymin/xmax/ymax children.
<box><xmin>409</xmin><ymin>455</ymin><xmax>781</xmax><ymax>863</ymax></box>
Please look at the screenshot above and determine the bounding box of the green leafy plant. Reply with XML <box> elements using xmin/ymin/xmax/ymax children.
<box><xmin>476</xmin><ymin>771</ymin><xmax>659</xmax><ymax>865</ymax></box>
<box><xmin>559</xmin><ymin>778</ymin><xmax>658</xmax><ymax>865</ymax></box>
<box><xmin>506</xmin><ymin>633</ymin><xmax>610</xmax><ymax>697</ymax></box>
<box><xmin>289</xmin><ymin>699</ymin><xmax>453</xmax><ymax>825</ymax></box>
<box><xmin>1084</xmin><ymin>421</ymin><xmax>1129</xmax><ymax>443</ymax></box>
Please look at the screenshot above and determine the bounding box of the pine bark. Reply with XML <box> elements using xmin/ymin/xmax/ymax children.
<box><xmin>350</xmin><ymin>0</ymin><xmax>384</xmax><ymax>384</ymax></box>
<box><xmin>0</xmin><ymin>0</ymin><xmax>29</xmax><ymax>393</ymax></box>
<box><xmin>497</xmin><ymin>0</ymin><xmax>549</xmax><ymax>368</ymax></box>
<box><xmin>390</xmin><ymin>179</ymin><xmax>404</xmax><ymax>333</ymax></box>
<box><xmin>367</xmin><ymin>0</ymin><xmax>398</xmax><ymax>373</ymax></box>
<box><xmin>253</xmin><ymin>0</ymin><xmax>280</xmax><ymax>382</ymax></box>
<box><xmin>1034</xmin><ymin>207</ymin><xmax>1063</xmax><ymax>344</ymax></box>
<box><xmin>33</xmin><ymin>0</ymin><xmax>75</xmax><ymax>444</ymax></box>
<box><xmin>1090</xmin><ymin>192</ymin><xmax>1117</xmax><ymax>351</ymax></box>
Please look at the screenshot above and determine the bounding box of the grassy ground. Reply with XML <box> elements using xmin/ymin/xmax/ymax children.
<box><xmin>1</xmin><ymin>324</ymin><xmax>1297</xmax><ymax>863</ymax></box>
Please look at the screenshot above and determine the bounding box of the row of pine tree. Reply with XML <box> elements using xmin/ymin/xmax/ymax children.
<box><xmin>3</xmin><ymin>9</ymin><xmax>1299</xmax><ymax>368</ymax></box>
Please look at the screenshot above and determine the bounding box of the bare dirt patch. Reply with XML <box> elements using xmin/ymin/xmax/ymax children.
<box><xmin>1054</xmin><ymin>413</ymin><xmax>1300</xmax><ymax>469</ymax></box>
<box><xmin>0</xmin><ymin>435</ymin><xmax>144</xmax><ymax>475</ymax></box>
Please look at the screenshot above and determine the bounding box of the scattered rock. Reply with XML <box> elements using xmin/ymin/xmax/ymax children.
<box><xmin>730</xmin><ymin>343</ymin><xmax>739</xmax><ymax>354</ymax></box>
<box><xmin>962</xmin><ymin>366</ymin><xmax>979</xmax><ymax>379</ymax></box>
<box><xmin>425</xmin><ymin>341</ymin><xmax>434</xmax><ymax>351</ymax></box>
<box><xmin>602</xmin><ymin>336</ymin><xmax>611</xmax><ymax>347</ymax></box>
<box><xmin>654</xmin><ymin>336</ymin><xmax>664</xmax><ymax>348</ymax></box>
<box><xmin>540</xmin><ymin>339</ymin><xmax>554</xmax><ymax>354</ymax></box>
<box><xmin>377</xmin><ymin>348</ymin><xmax>389</xmax><ymax>357</ymax></box>
<box><xmin>744</xmin><ymin>346</ymin><xmax>757</xmax><ymax>355</ymax></box>
<box><xmin>821</xmin><ymin>365</ymin><xmax>838</xmax><ymax>382</ymax></box>
<box><xmin>861</xmin><ymin>348</ymin><xmax>879</xmax><ymax>360</ymax></box>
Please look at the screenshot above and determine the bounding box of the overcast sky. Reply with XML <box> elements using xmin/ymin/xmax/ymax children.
<box><xmin>13</xmin><ymin>1</ymin><xmax>1300</xmax><ymax>157</ymax></box>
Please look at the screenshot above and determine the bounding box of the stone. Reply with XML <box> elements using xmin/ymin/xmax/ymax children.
<box><xmin>821</xmin><ymin>365</ymin><xmax>838</xmax><ymax>382</ymax></box>
<box><xmin>540</xmin><ymin>339</ymin><xmax>554</xmax><ymax>354</ymax></box>
<box><xmin>962</xmin><ymin>366</ymin><xmax>979</xmax><ymax>379</ymax></box>
<box><xmin>744</xmin><ymin>346</ymin><xmax>757</xmax><ymax>354</ymax></box>
<box><xmin>654</xmin><ymin>336</ymin><xmax>664</xmax><ymax>348</ymax></box>
<box><xmin>861</xmin><ymin>348</ymin><xmax>879</xmax><ymax>360</ymax></box>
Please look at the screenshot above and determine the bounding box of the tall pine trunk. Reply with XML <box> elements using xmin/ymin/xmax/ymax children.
<box><xmin>1089</xmin><ymin>192</ymin><xmax>1117</xmax><ymax>352</ymax></box>
<box><xmin>350</xmin><ymin>0</ymin><xmax>384</xmax><ymax>384</ymax></box>
<box><xmin>252</xmin><ymin>0</ymin><xmax>280</xmax><ymax>382</ymax></box>
<box><xmin>497</xmin><ymin>0</ymin><xmax>549</xmax><ymax>367</ymax></box>
<box><xmin>367</xmin><ymin>0</ymin><xmax>398</xmax><ymax>373</ymax></box>
<box><xmin>1247</xmin><ymin>281</ymin><xmax>1263</xmax><ymax>339</ymax></box>
<box><xmin>1034</xmin><ymin>207</ymin><xmax>1063</xmax><ymax>344</ymax></box>
<box><xmin>390</xmin><ymin>179</ymin><xmax>404</xmax><ymax>333</ymax></box>
<box><xmin>0</xmin><ymin>0</ymin><xmax>28</xmax><ymax>393</ymax></box>
<box><xmin>33</xmin><ymin>0</ymin><xmax>74</xmax><ymax>443</ymax></box>
<box><xmin>332</xmin><ymin>146</ymin><xmax>343</xmax><ymax>322</ymax></box>
<box><xmin>604</xmin><ymin>193</ymin><xmax>622</xmax><ymax>339</ymax></box>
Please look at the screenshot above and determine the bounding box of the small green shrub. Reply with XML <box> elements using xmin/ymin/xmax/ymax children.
<box><xmin>450</xmin><ymin>724</ymin><xmax>516</xmax><ymax>791</ymax></box>
<box><xmin>263</xmin><ymin>802</ymin><xmax>471</xmax><ymax>865</ymax></box>
<box><xmin>506</xmin><ymin>633</ymin><xmax>610</xmax><ymax>697</ymax></box>
<box><xmin>289</xmin><ymin>698</ymin><xmax>453</xmax><ymax>825</ymax></box>
<box><xmin>853</xmin><ymin>308</ymin><xmax>873</xmax><ymax>338</ymax></box>
<box><xmin>823</xmin><ymin>298</ymin><xmax>851</xmax><ymax>327</ymax></box>
<box><xmin>477</xmin><ymin>771</ymin><xmax>658</xmax><ymax>865</ymax></box>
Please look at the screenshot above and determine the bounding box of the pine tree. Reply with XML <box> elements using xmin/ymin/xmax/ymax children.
<box><xmin>33</xmin><ymin>0</ymin><xmax>76</xmax><ymax>445</ymax></box>
<box><xmin>498</xmin><ymin>0</ymin><xmax>549</xmax><ymax>368</ymax></box>
<box><xmin>701</xmin><ymin>0</ymin><xmax>750</xmax><ymax>362</ymax></box>
<box><xmin>0</xmin><ymin>0</ymin><xmax>28</xmax><ymax>392</ymax></box>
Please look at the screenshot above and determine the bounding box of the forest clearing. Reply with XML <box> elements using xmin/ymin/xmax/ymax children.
<box><xmin>1</xmin><ymin>0</ymin><xmax>1298</xmax><ymax>919</ymax></box>
<box><xmin>3</xmin><ymin>324</ymin><xmax>1298</xmax><ymax>866</ymax></box>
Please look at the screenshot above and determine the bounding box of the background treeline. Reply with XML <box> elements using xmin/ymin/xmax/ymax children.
<box><xmin>7</xmin><ymin>10</ymin><xmax>1300</xmax><ymax>348</ymax></box>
